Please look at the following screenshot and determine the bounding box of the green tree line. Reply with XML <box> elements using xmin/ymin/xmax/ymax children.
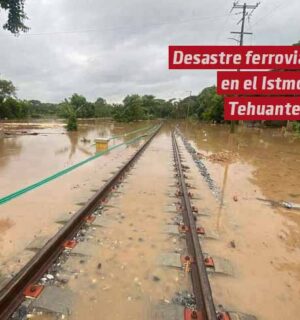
<box><xmin>0</xmin><ymin>78</ymin><xmax>223</xmax><ymax>122</ymax></box>
<box><xmin>1</xmin><ymin>78</ymin><xmax>299</xmax><ymax>132</ymax></box>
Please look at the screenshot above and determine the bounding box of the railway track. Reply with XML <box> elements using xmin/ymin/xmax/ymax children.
<box><xmin>172</xmin><ymin>131</ymin><xmax>257</xmax><ymax>320</ymax></box>
<box><xmin>0</xmin><ymin>125</ymin><xmax>161</xmax><ymax>320</ymax></box>
<box><xmin>172</xmin><ymin>131</ymin><xmax>217</xmax><ymax>320</ymax></box>
<box><xmin>0</xmin><ymin>126</ymin><xmax>256</xmax><ymax>320</ymax></box>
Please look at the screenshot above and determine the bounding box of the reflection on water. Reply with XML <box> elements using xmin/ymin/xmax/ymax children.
<box><xmin>0</xmin><ymin>119</ymin><xmax>299</xmax><ymax>319</ymax></box>
<box><xmin>1</xmin><ymin>119</ymin><xmax>299</xmax><ymax>234</ymax></box>
<box><xmin>0</xmin><ymin>120</ymin><xmax>155</xmax><ymax>196</ymax></box>
<box><xmin>0</xmin><ymin>137</ymin><xmax>23</xmax><ymax>168</ymax></box>
<box><xmin>178</xmin><ymin>120</ymin><xmax>300</xmax><ymax>251</ymax></box>
<box><xmin>1</xmin><ymin>118</ymin><xmax>299</xmax><ymax>243</ymax></box>
<box><xmin>177</xmin><ymin>120</ymin><xmax>300</xmax><ymax>319</ymax></box>
<box><xmin>178</xmin><ymin>120</ymin><xmax>300</xmax><ymax>202</ymax></box>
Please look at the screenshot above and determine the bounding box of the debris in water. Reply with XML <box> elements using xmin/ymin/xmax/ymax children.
<box><xmin>152</xmin><ymin>275</ymin><xmax>160</xmax><ymax>282</ymax></box>
<box><xmin>81</xmin><ymin>137</ymin><xmax>91</xmax><ymax>143</ymax></box>
<box><xmin>257</xmin><ymin>198</ymin><xmax>300</xmax><ymax>211</ymax></box>
<box><xmin>229</xmin><ymin>240</ymin><xmax>236</xmax><ymax>248</ymax></box>
<box><xmin>207</xmin><ymin>151</ymin><xmax>238</xmax><ymax>164</ymax></box>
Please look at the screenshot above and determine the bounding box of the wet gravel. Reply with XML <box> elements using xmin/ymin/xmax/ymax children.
<box><xmin>176</xmin><ymin>129</ymin><xmax>221</xmax><ymax>202</ymax></box>
<box><xmin>172</xmin><ymin>291</ymin><xmax>196</xmax><ymax>309</ymax></box>
<box><xmin>10</xmin><ymin>203</ymin><xmax>108</xmax><ymax>320</ymax></box>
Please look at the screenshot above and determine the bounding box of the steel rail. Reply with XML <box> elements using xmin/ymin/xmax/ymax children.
<box><xmin>0</xmin><ymin>124</ymin><xmax>161</xmax><ymax>320</ymax></box>
<box><xmin>172</xmin><ymin>131</ymin><xmax>217</xmax><ymax>320</ymax></box>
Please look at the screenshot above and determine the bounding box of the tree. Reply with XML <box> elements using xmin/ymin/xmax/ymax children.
<box><xmin>196</xmin><ymin>86</ymin><xmax>224</xmax><ymax>123</ymax></box>
<box><xmin>114</xmin><ymin>95</ymin><xmax>145</xmax><ymax>122</ymax></box>
<box><xmin>112</xmin><ymin>103</ymin><xmax>125</xmax><ymax>121</ymax></box>
<box><xmin>66</xmin><ymin>112</ymin><xmax>78</xmax><ymax>131</ymax></box>
<box><xmin>174</xmin><ymin>96</ymin><xmax>198</xmax><ymax>119</ymax></box>
<box><xmin>58</xmin><ymin>94</ymin><xmax>94</xmax><ymax>130</ymax></box>
<box><xmin>0</xmin><ymin>0</ymin><xmax>29</xmax><ymax>34</ymax></box>
<box><xmin>0</xmin><ymin>79</ymin><xmax>16</xmax><ymax>102</ymax></box>
<box><xmin>0</xmin><ymin>98</ymin><xmax>29</xmax><ymax>119</ymax></box>
<box><xmin>59</xmin><ymin>100</ymin><xmax>78</xmax><ymax>131</ymax></box>
<box><xmin>0</xmin><ymin>78</ymin><xmax>18</xmax><ymax>119</ymax></box>
<box><xmin>159</xmin><ymin>99</ymin><xmax>174</xmax><ymax>118</ymax></box>
<box><xmin>141</xmin><ymin>95</ymin><xmax>158</xmax><ymax>119</ymax></box>
<box><xmin>123</xmin><ymin>94</ymin><xmax>145</xmax><ymax>121</ymax></box>
<box><xmin>66</xmin><ymin>94</ymin><xmax>95</xmax><ymax>118</ymax></box>
<box><xmin>27</xmin><ymin>100</ymin><xmax>59</xmax><ymax>118</ymax></box>
<box><xmin>70</xmin><ymin>94</ymin><xmax>86</xmax><ymax>110</ymax></box>
<box><xmin>94</xmin><ymin>97</ymin><xmax>112</xmax><ymax>117</ymax></box>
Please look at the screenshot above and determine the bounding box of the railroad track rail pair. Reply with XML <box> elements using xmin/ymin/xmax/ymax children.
<box><xmin>172</xmin><ymin>132</ymin><xmax>257</xmax><ymax>320</ymax></box>
<box><xmin>172</xmin><ymin>131</ymin><xmax>217</xmax><ymax>320</ymax></box>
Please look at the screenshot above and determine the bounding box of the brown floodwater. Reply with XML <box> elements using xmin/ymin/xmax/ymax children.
<box><xmin>178</xmin><ymin>120</ymin><xmax>300</xmax><ymax>319</ymax></box>
<box><xmin>67</xmin><ymin>132</ymin><xmax>190</xmax><ymax>320</ymax></box>
<box><xmin>0</xmin><ymin>119</ymin><xmax>156</xmax><ymax>276</ymax></box>
<box><xmin>0</xmin><ymin>119</ymin><xmax>299</xmax><ymax>319</ymax></box>
<box><xmin>0</xmin><ymin>119</ymin><xmax>154</xmax><ymax>196</ymax></box>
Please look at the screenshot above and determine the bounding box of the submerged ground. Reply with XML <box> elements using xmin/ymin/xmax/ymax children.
<box><xmin>0</xmin><ymin>119</ymin><xmax>299</xmax><ymax>319</ymax></box>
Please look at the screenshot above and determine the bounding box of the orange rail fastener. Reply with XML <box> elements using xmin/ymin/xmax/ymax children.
<box><xmin>63</xmin><ymin>239</ymin><xmax>77</xmax><ymax>249</ymax></box>
<box><xmin>23</xmin><ymin>284</ymin><xmax>44</xmax><ymax>299</ymax></box>
<box><xmin>84</xmin><ymin>215</ymin><xmax>96</xmax><ymax>224</ymax></box>
<box><xmin>179</xmin><ymin>225</ymin><xmax>190</xmax><ymax>233</ymax></box>
<box><xmin>204</xmin><ymin>257</ymin><xmax>215</xmax><ymax>268</ymax></box>
<box><xmin>196</xmin><ymin>227</ymin><xmax>205</xmax><ymax>235</ymax></box>
<box><xmin>184</xmin><ymin>308</ymin><xmax>204</xmax><ymax>320</ymax></box>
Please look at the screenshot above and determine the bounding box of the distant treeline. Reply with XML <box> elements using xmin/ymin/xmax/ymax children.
<box><xmin>0</xmin><ymin>78</ymin><xmax>224</xmax><ymax>122</ymax></box>
<box><xmin>0</xmin><ymin>78</ymin><xmax>299</xmax><ymax>132</ymax></box>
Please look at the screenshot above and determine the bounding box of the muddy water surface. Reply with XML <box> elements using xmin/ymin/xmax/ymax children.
<box><xmin>66</xmin><ymin>131</ymin><xmax>190</xmax><ymax>320</ymax></box>
<box><xmin>0</xmin><ymin>120</ymin><xmax>299</xmax><ymax>319</ymax></box>
<box><xmin>0</xmin><ymin>120</ymin><xmax>153</xmax><ymax>195</ymax></box>
<box><xmin>178</xmin><ymin>121</ymin><xmax>300</xmax><ymax>319</ymax></box>
<box><xmin>0</xmin><ymin>120</ymin><xmax>156</xmax><ymax>276</ymax></box>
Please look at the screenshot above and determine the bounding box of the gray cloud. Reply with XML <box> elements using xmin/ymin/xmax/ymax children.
<box><xmin>0</xmin><ymin>0</ymin><xmax>299</xmax><ymax>103</ymax></box>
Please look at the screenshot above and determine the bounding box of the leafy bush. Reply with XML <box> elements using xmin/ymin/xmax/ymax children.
<box><xmin>292</xmin><ymin>121</ymin><xmax>300</xmax><ymax>133</ymax></box>
<box><xmin>66</xmin><ymin>113</ymin><xmax>78</xmax><ymax>131</ymax></box>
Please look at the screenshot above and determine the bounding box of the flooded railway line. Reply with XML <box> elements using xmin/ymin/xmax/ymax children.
<box><xmin>1</xmin><ymin>127</ymin><xmax>259</xmax><ymax>320</ymax></box>
<box><xmin>0</xmin><ymin>127</ymin><xmax>160</xmax><ymax>319</ymax></box>
<box><xmin>170</xmin><ymin>132</ymin><xmax>255</xmax><ymax>320</ymax></box>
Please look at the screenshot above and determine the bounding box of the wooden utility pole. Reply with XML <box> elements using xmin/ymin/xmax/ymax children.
<box><xmin>229</xmin><ymin>2</ymin><xmax>260</xmax><ymax>133</ymax></box>
<box><xmin>230</xmin><ymin>2</ymin><xmax>259</xmax><ymax>46</ymax></box>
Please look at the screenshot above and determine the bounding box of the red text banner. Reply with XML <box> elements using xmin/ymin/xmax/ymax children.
<box><xmin>224</xmin><ymin>97</ymin><xmax>300</xmax><ymax>120</ymax></box>
<box><xmin>217</xmin><ymin>71</ymin><xmax>300</xmax><ymax>95</ymax></box>
<box><xmin>169</xmin><ymin>46</ymin><xmax>300</xmax><ymax>70</ymax></box>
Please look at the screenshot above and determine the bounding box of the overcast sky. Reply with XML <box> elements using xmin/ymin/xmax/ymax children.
<box><xmin>0</xmin><ymin>0</ymin><xmax>299</xmax><ymax>103</ymax></box>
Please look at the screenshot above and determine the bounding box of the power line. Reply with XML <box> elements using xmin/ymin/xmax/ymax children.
<box><xmin>215</xmin><ymin>13</ymin><xmax>242</xmax><ymax>44</ymax></box>
<box><xmin>247</xmin><ymin>16</ymin><xmax>254</xmax><ymax>45</ymax></box>
<box><xmin>215</xmin><ymin>10</ymin><xmax>249</xmax><ymax>43</ymax></box>
<box><xmin>3</xmin><ymin>13</ymin><xmax>230</xmax><ymax>37</ymax></box>
<box><xmin>215</xmin><ymin>0</ymin><xmax>250</xmax><ymax>44</ymax></box>
<box><xmin>252</xmin><ymin>0</ymin><xmax>285</xmax><ymax>26</ymax></box>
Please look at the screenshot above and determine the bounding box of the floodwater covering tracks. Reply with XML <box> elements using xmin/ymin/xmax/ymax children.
<box><xmin>172</xmin><ymin>131</ymin><xmax>217</xmax><ymax>320</ymax></box>
<box><xmin>0</xmin><ymin>124</ymin><xmax>161</xmax><ymax>320</ymax></box>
